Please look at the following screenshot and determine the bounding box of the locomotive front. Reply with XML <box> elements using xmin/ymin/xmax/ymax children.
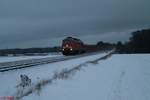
<box><xmin>61</xmin><ymin>37</ymin><xmax>85</xmax><ymax>55</ymax></box>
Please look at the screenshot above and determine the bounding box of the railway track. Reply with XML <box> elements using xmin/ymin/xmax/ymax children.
<box><xmin>0</xmin><ymin>51</ymin><xmax>107</xmax><ymax>72</ymax></box>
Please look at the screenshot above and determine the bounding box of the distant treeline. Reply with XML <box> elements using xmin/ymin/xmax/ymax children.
<box><xmin>95</xmin><ymin>28</ymin><xmax>150</xmax><ymax>53</ymax></box>
<box><xmin>116</xmin><ymin>28</ymin><xmax>150</xmax><ymax>53</ymax></box>
<box><xmin>0</xmin><ymin>28</ymin><xmax>150</xmax><ymax>56</ymax></box>
<box><xmin>96</xmin><ymin>41</ymin><xmax>115</xmax><ymax>50</ymax></box>
<box><xmin>0</xmin><ymin>47</ymin><xmax>61</xmax><ymax>56</ymax></box>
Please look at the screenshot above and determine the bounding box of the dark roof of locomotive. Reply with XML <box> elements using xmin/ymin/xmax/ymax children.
<box><xmin>63</xmin><ymin>37</ymin><xmax>83</xmax><ymax>44</ymax></box>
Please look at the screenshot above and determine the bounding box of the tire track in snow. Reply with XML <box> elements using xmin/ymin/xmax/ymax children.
<box><xmin>111</xmin><ymin>70</ymin><xmax>126</xmax><ymax>100</ymax></box>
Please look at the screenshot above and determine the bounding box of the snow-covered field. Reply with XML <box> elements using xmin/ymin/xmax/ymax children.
<box><xmin>0</xmin><ymin>53</ymin><xmax>150</xmax><ymax>100</ymax></box>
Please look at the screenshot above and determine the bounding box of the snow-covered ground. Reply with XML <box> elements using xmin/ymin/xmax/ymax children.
<box><xmin>0</xmin><ymin>53</ymin><xmax>150</xmax><ymax>100</ymax></box>
<box><xmin>0</xmin><ymin>53</ymin><xmax>62</xmax><ymax>63</ymax></box>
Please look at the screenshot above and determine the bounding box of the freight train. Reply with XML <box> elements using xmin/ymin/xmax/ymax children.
<box><xmin>61</xmin><ymin>37</ymin><xmax>100</xmax><ymax>55</ymax></box>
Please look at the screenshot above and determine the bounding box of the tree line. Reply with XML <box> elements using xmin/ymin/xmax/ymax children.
<box><xmin>0</xmin><ymin>47</ymin><xmax>61</xmax><ymax>56</ymax></box>
<box><xmin>0</xmin><ymin>28</ymin><xmax>149</xmax><ymax>56</ymax></box>
<box><xmin>116</xmin><ymin>28</ymin><xmax>150</xmax><ymax>53</ymax></box>
<box><xmin>96</xmin><ymin>28</ymin><xmax>150</xmax><ymax>53</ymax></box>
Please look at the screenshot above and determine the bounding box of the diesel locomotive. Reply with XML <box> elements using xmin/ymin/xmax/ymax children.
<box><xmin>61</xmin><ymin>37</ymin><xmax>99</xmax><ymax>55</ymax></box>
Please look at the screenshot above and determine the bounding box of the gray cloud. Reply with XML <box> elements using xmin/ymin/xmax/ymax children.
<box><xmin>0</xmin><ymin>0</ymin><xmax>150</xmax><ymax>49</ymax></box>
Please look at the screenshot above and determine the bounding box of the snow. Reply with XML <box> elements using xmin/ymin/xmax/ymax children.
<box><xmin>0</xmin><ymin>53</ymin><xmax>150</xmax><ymax>100</ymax></box>
<box><xmin>0</xmin><ymin>53</ymin><xmax>62</xmax><ymax>63</ymax></box>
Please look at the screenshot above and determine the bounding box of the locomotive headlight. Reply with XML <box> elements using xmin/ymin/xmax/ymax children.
<box><xmin>70</xmin><ymin>48</ymin><xmax>73</xmax><ymax>51</ymax></box>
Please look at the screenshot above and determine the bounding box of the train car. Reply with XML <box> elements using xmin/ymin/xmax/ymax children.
<box><xmin>61</xmin><ymin>37</ymin><xmax>85</xmax><ymax>55</ymax></box>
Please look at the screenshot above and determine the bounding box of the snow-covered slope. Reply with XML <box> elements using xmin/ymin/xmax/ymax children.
<box><xmin>0</xmin><ymin>53</ymin><xmax>150</xmax><ymax>100</ymax></box>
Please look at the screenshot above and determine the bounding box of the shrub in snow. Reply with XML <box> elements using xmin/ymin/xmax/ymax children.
<box><xmin>20</xmin><ymin>74</ymin><xmax>31</xmax><ymax>88</ymax></box>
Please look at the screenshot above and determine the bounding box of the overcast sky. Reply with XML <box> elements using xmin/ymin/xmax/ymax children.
<box><xmin>0</xmin><ymin>0</ymin><xmax>150</xmax><ymax>49</ymax></box>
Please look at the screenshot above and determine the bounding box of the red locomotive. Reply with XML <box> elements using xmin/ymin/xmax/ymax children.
<box><xmin>61</xmin><ymin>37</ymin><xmax>100</xmax><ymax>55</ymax></box>
<box><xmin>62</xmin><ymin>37</ymin><xmax>85</xmax><ymax>55</ymax></box>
